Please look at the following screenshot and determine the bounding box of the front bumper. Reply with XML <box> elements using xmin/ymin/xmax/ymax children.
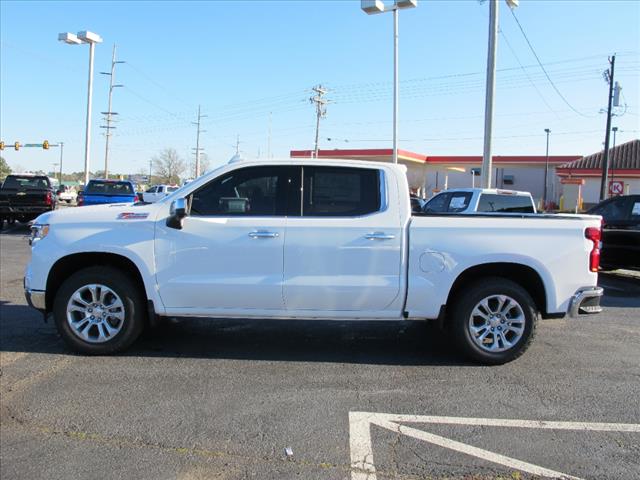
<box><xmin>24</xmin><ymin>272</ymin><xmax>46</xmax><ymax>312</ymax></box>
<box><xmin>568</xmin><ymin>286</ymin><xmax>603</xmax><ymax>318</ymax></box>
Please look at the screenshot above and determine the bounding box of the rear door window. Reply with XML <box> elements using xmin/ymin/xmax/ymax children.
<box><xmin>477</xmin><ymin>194</ymin><xmax>534</xmax><ymax>213</ymax></box>
<box><xmin>302</xmin><ymin>167</ymin><xmax>380</xmax><ymax>217</ymax></box>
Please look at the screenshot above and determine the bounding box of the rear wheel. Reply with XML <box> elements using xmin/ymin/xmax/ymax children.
<box><xmin>451</xmin><ymin>277</ymin><xmax>538</xmax><ymax>365</ymax></box>
<box><xmin>53</xmin><ymin>267</ymin><xmax>145</xmax><ymax>354</ymax></box>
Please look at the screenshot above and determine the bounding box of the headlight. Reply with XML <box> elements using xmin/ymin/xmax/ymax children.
<box><xmin>29</xmin><ymin>224</ymin><xmax>50</xmax><ymax>245</ymax></box>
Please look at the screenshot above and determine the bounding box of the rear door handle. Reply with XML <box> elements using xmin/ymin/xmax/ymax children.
<box><xmin>365</xmin><ymin>232</ymin><xmax>396</xmax><ymax>240</ymax></box>
<box><xmin>249</xmin><ymin>231</ymin><xmax>279</xmax><ymax>239</ymax></box>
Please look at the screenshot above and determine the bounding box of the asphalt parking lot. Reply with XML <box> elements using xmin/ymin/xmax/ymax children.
<box><xmin>1</xmin><ymin>223</ymin><xmax>639</xmax><ymax>480</ymax></box>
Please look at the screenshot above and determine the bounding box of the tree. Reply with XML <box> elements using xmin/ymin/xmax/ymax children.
<box><xmin>153</xmin><ymin>148</ymin><xmax>186</xmax><ymax>185</ymax></box>
<box><xmin>0</xmin><ymin>156</ymin><xmax>11</xmax><ymax>180</ymax></box>
<box><xmin>190</xmin><ymin>152</ymin><xmax>211</xmax><ymax>178</ymax></box>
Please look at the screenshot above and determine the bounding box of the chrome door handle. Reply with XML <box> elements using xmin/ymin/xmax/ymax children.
<box><xmin>248</xmin><ymin>231</ymin><xmax>279</xmax><ymax>239</ymax></box>
<box><xmin>365</xmin><ymin>232</ymin><xmax>396</xmax><ymax>240</ymax></box>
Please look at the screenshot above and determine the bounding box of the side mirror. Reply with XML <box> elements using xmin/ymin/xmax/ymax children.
<box><xmin>167</xmin><ymin>197</ymin><xmax>188</xmax><ymax>229</ymax></box>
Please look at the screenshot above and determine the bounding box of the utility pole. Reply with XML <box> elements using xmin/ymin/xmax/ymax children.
<box><xmin>599</xmin><ymin>55</ymin><xmax>616</xmax><ymax>201</ymax></box>
<box><xmin>192</xmin><ymin>105</ymin><xmax>207</xmax><ymax>177</ymax></box>
<box><xmin>310</xmin><ymin>85</ymin><xmax>328</xmax><ymax>158</ymax></box>
<box><xmin>609</xmin><ymin>126</ymin><xmax>618</xmax><ymax>189</ymax></box>
<box><xmin>267</xmin><ymin>111</ymin><xmax>272</xmax><ymax>159</ymax></box>
<box><xmin>543</xmin><ymin>128</ymin><xmax>551</xmax><ymax>210</ymax></box>
<box><xmin>149</xmin><ymin>159</ymin><xmax>153</xmax><ymax>185</ymax></box>
<box><xmin>236</xmin><ymin>135</ymin><xmax>241</xmax><ymax>155</ymax></box>
<box><xmin>100</xmin><ymin>44</ymin><xmax>124</xmax><ymax>179</ymax></box>
<box><xmin>58</xmin><ymin>142</ymin><xmax>64</xmax><ymax>184</ymax></box>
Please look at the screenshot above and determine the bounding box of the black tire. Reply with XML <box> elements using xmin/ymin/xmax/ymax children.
<box><xmin>53</xmin><ymin>266</ymin><xmax>146</xmax><ymax>354</ymax></box>
<box><xmin>451</xmin><ymin>277</ymin><xmax>538</xmax><ymax>365</ymax></box>
<box><xmin>7</xmin><ymin>216</ymin><xmax>15</xmax><ymax>225</ymax></box>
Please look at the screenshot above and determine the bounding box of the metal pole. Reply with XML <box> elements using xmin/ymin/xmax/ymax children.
<box><xmin>83</xmin><ymin>42</ymin><xmax>96</xmax><ymax>185</ymax></box>
<box><xmin>599</xmin><ymin>55</ymin><xmax>616</xmax><ymax>201</ymax></box>
<box><xmin>392</xmin><ymin>7</ymin><xmax>399</xmax><ymax>164</ymax></box>
<box><xmin>481</xmin><ymin>0</ymin><xmax>499</xmax><ymax>189</ymax></box>
<box><xmin>543</xmin><ymin>128</ymin><xmax>550</xmax><ymax>209</ymax></box>
<box><xmin>104</xmin><ymin>45</ymin><xmax>116</xmax><ymax>179</ymax></box>
<box><xmin>313</xmin><ymin>108</ymin><xmax>321</xmax><ymax>158</ymax></box>
<box><xmin>59</xmin><ymin>142</ymin><xmax>64</xmax><ymax>184</ymax></box>
<box><xmin>195</xmin><ymin>105</ymin><xmax>201</xmax><ymax>177</ymax></box>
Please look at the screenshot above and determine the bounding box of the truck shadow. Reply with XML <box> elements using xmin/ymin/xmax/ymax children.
<box><xmin>0</xmin><ymin>303</ymin><xmax>471</xmax><ymax>366</ymax></box>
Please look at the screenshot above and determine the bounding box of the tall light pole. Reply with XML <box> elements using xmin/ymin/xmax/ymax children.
<box><xmin>361</xmin><ymin>0</ymin><xmax>418</xmax><ymax>164</ymax></box>
<box><xmin>58</xmin><ymin>31</ymin><xmax>103</xmax><ymax>185</ymax></box>
<box><xmin>480</xmin><ymin>0</ymin><xmax>519</xmax><ymax>188</ymax></box>
<box><xmin>543</xmin><ymin>128</ymin><xmax>551</xmax><ymax>210</ymax></box>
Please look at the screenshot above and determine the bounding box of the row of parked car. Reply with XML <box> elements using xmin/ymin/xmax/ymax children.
<box><xmin>1</xmin><ymin>173</ymin><xmax>638</xmax><ymax>271</ymax></box>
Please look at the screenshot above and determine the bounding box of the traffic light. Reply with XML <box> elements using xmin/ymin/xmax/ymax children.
<box><xmin>14</xmin><ymin>142</ymin><xmax>20</xmax><ymax>151</ymax></box>
<box><xmin>0</xmin><ymin>141</ymin><xmax>4</xmax><ymax>151</ymax></box>
<box><xmin>43</xmin><ymin>140</ymin><xmax>50</xmax><ymax>150</ymax></box>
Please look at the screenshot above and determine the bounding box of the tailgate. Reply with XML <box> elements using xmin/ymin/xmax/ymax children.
<box><xmin>83</xmin><ymin>194</ymin><xmax>135</xmax><ymax>204</ymax></box>
<box><xmin>0</xmin><ymin>189</ymin><xmax>50</xmax><ymax>206</ymax></box>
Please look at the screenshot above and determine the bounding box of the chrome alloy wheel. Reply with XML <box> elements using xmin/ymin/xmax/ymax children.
<box><xmin>468</xmin><ymin>294</ymin><xmax>526</xmax><ymax>353</ymax></box>
<box><xmin>66</xmin><ymin>284</ymin><xmax>125</xmax><ymax>344</ymax></box>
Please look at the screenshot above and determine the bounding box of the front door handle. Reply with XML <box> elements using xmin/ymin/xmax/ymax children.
<box><xmin>365</xmin><ymin>232</ymin><xmax>396</xmax><ymax>240</ymax></box>
<box><xmin>249</xmin><ymin>231</ymin><xmax>279</xmax><ymax>239</ymax></box>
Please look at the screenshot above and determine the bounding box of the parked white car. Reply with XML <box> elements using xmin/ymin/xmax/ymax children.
<box><xmin>56</xmin><ymin>185</ymin><xmax>78</xmax><ymax>204</ymax></box>
<box><xmin>24</xmin><ymin>160</ymin><xmax>602</xmax><ymax>364</ymax></box>
<box><xmin>141</xmin><ymin>184</ymin><xmax>179</xmax><ymax>203</ymax></box>
<box><xmin>423</xmin><ymin>188</ymin><xmax>536</xmax><ymax>214</ymax></box>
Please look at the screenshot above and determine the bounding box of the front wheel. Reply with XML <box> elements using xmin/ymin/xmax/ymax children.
<box><xmin>53</xmin><ymin>266</ymin><xmax>145</xmax><ymax>354</ymax></box>
<box><xmin>451</xmin><ymin>278</ymin><xmax>538</xmax><ymax>365</ymax></box>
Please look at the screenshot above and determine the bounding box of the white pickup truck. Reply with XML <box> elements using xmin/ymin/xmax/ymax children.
<box><xmin>141</xmin><ymin>184</ymin><xmax>180</xmax><ymax>203</ymax></box>
<box><xmin>24</xmin><ymin>159</ymin><xmax>603</xmax><ymax>364</ymax></box>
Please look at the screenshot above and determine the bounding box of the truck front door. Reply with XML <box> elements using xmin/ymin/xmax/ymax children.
<box><xmin>155</xmin><ymin>165</ymin><xmax>298</xmax><ymax>312</ymax></box>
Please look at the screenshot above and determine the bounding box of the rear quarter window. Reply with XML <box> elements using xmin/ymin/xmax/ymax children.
<box><xmin>477</xmin><ymin>194</ymin><xmax>534</xmax><ymax>213</ymax></box>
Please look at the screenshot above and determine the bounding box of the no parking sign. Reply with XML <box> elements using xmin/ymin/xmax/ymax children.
<box><xmin>609</xmin><ymin>180</ymin><xmax>624</xmax><ymax>196</ymax></box>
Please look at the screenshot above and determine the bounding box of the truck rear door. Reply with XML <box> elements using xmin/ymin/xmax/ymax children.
<box><xmin>283</xmin><ymin>166</ymin><xmax>403</xmax><ymax>313</ymax></box>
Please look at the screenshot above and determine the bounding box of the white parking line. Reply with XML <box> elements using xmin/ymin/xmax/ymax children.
<box><xmin>349</xmin><ymin>411</ymin><xmax>640</xmax><ymax>480</ymax></box>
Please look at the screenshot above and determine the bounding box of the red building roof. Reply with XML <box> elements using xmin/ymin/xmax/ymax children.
<box><xmin>290</xmin><ymin>148</ymin><xmax>580</xmax><ymax>166</ymax></box>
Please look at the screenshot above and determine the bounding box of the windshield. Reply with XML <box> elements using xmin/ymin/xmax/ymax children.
<box><xmin>2</xmin><ymin>176</ymin><xmax>50</xmax><ymax>190</ymax></box>
<box><xmin>85</xmin><ymin>181</ymin><xmax>134</xmax><ymax>195</ymax></box>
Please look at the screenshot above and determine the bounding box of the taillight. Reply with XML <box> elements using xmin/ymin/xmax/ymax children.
<box><xmin>585</xmin><ymin>226</ymin><xmax>601</xmax><ymax>273</ymax></box>
<box><xmin>77</xmin><ymin>193</ymin><xmax>84</xmax><ymax>206</ymax></box>
<box><xmin>45</xmin><ymin>191</ymin><xmax>52</xmax><ymax>206</ymax></box>
<box><xmin>133</xmin><ymin>195</ymin><xmax>139</xmax><ymax>203</ymax></box>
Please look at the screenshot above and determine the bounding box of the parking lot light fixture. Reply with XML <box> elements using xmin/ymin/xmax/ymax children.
<box><xmin>361</xmin><ymin>0</ymin><xmax>418</xmax><ymax>164</ymax></box>
<box><xmin>58</xmin><ymin>30</ymin><xmax>102</xmax><ymax>185</ymax></box>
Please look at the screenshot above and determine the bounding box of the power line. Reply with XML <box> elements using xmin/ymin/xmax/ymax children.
<box><xmin>508</xmin><ymin>8</ymin><xmax>593</xmax><ymax>118</ymax></box>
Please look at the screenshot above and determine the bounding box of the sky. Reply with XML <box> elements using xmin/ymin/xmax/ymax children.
<box><xmin>1</xmin><ymin>0</ymin><xmax>639</xmax><ymax>177</ymax></box>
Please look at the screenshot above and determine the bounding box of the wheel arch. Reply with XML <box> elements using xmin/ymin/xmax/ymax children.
<box><xmin>446</xmin><ymin>262</ymin><xmax>548</xmax><ymax>318</ymax></box>
<box><xmin>46</xmin><ymin>252</ymin><xmax>149</xmax><ymax>313</ymax></box>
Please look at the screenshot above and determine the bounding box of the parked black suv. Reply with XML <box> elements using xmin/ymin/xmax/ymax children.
<box><xmin>587</xmin><ymin>195</ymin><xmax>640</xmax><ymax>271</ymax></box>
